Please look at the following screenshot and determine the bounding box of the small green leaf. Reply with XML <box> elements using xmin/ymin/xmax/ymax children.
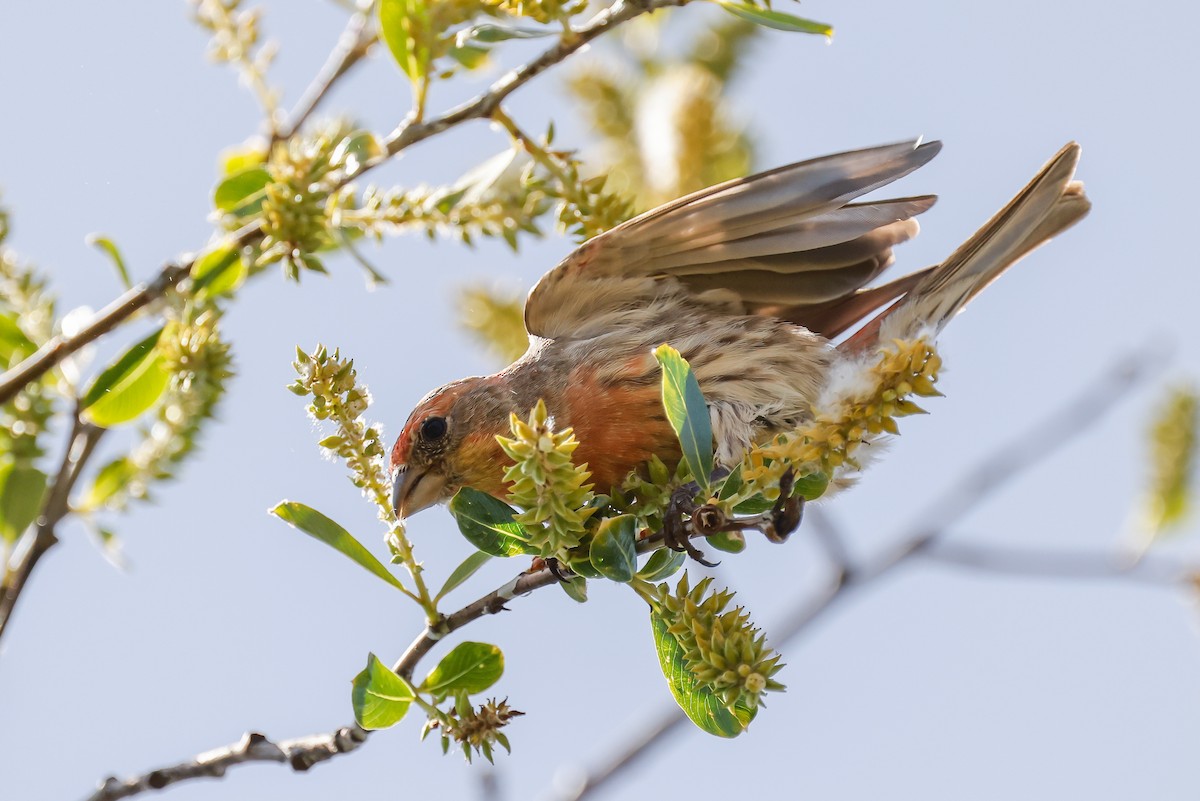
<box><xmin>651</xmin><ymin>613</ymin><xmax>755</xmax><ymax>738</ymax></box>
<box><xmin>191</xmin><ymin>246</ymin><xmax>247</xmax><ymax>299</ymax></box>
<box><xmin>706</xmin><ymin>531</ymin><xmax>746</xmax><ymax>554</ymax></box>
<box><xmin>459</xmin><ymin>23</ymin><xmax>553</xmax><ymax>43</ymax></box>
<box><xmin>654</xmin><ymin>344</ymin><xmax>714</xmax><ymax>492</ymax></box>
<box><xmin>447</xmin><ymin>42</ymin><xmax>490</xmax><ymax>70</ymax></box>
<box><xmin>435</xmin><ymin>551</ymin><xmax>493</xmax><ymax>602</ymax></box>
<box><xmin>717</xmin><ymin>464</ymin><xmax>744</xmax><ymax>500</ymax></box>
<box><xmin>449</xmin><ymin>488</ymin><xmax>538</xmax><ymax>557</ymax></box>
<box><xmin>0</xmin><ymin>461</ymin><xmax>47</xmax><ymax>544</ymax></box>
<box><xmin>270</xmin><ymin>501</ymin><xmax>409</xmax><ymax>593</ymax></box>
<box><xmin>795</xmin><ymin>471</ymin><xmax>830</xmax><ymax>501</ymax></box>
<box><xmin>715</xmin><ymin>1</ymin><xmax>833</xmax><ymax>36</ymax></box>
<box><xmin>637</xmin><ymin>548</ymin><xmax>687</xmax><ymax>581</ymax></box>
<box><xmin>589</xmin><ymin>514</ymin><xmax>638</xmax><ymax>582</ymax></box>
<box><xmin>0</xmin><ymin>313</ymin><xmax>36</xmax><ymax>367</ymax></box>
<box><xmin>352</xmin><ymin>653</ymin><xmax>415</xmax><ymax>730</ymax></box>
<box><xmin>331</xmin><ymin>131</ymin><xmax>383</xmax><ymax>176</ymax></box>
<box><xmin>81</xmin><ymin>328</ymin><xmax>171</xmax><ymax>427</ymax></box>
<box><xmin>213</xmin><ymin>166</ymin><xmax>271</xmax><ymax>216</ymax></box>
<box><xmin>422</xmin><ymin>642</ymin><xmax>504</xmax><ymax>698</ymax></box>
<box><xmin>82</xmin><ymin>456</ymin><xmax>135</xmax><ymax>510</ymax></box>
<box><xmin>86</xmin><ymin>234</ymin><xmax>132</xmax><ymax>289</ymax></box>
<box><xmin>379</xmin><ymin>0</ymin><xmax>431</xmax><ymax>80</ymax></box>
<box><xmin>567</xmin><ymin>553</ymin><xmax>603</xmax><ymax>579</ymax></box>
<box><xmin>559</xmin><ymin>575</ymin><xmax>588</xmax><ymax>603</ymax></box>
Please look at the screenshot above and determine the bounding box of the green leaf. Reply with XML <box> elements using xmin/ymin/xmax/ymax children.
<box><xmin>352</xmin><ymin>653</ymin><xmax>415</xmax><ymax>730</ymax></box>
<box><xmin>706</xmin><ymin>531</ymin><xmax>746</xmax><ymax>554</ymax></box>
<box><xmin>82</xmin><ymin>456</ymin><xmax>134</xmax><ymax>510</ymax></box>
<box><xmin>213</xmin><ymin>166</ymin><xmax>271</xmax><ymax>217</ymax></box>
<box><xmin>270</xmin><ymin>501</ymin><xmax>409</xmax><ymax>593</ymax></box>
<box><xmin>379</xmin><ymin>0</ymin><xmax>431</xmax><ymax>81</ymax></box>
<box><xmin>422</xmin><ymin>642</ymin><xmax>504</xmax><ymax>698</ymax></box>
<box><xmin>794</xmin><ymin>471</ymin><xmax>830</xmax><ymax>501</ymax></box>
<box><xmin>435</xmin><ymin>551</ymin><xmax>492</xmax><ymax>602</ymax></box>
<box><xmin>0</xmin><ymin>313</ymin><xmax>36</xmax><ymax>367</ymax></box>
<box><xmin>715</xmin><ymin>1</ymin><xmax>833</xmax><ymax>36</ymax></box>
<box><xmin>449</xmin><ymin>488</ymin><xmax>538</xmax><ymax>557</ymax></box>
<box><xmin>191</xmin><ymin>246</ymin><xmax>247</xmax><ymax>299</ymax></box>
<box><xmin>567</xmin><ymin>552</ymin><xmax>603</xmax><ymax>579</ymax></box>
<box><xmin>637</xmin><ymin>548</ymin><xmax>687</xmax><ymax>582</ymax></box>
<box><xmin>0</xmin><ymin>460</ymin><xmax>47</xmax><ymax>544</ymax></box>
<box><xmin>332</xmin><ymin>131</ymin><xmax>383</xmax><ymax>176</ymax></box>
<box><xmin>86</xmin><ymin>234</ymin><xmax>132</xmax><ymax>289</ymax></box>
<box><xmin>447</xmin><ymin>42</ymin><xmax>490</xmax><ymax>70</ymax></box>
<box><xmin>459</xmin><ymin>23</ymin><xmax>553</xmax><ymax>43</ymax></box>
<box><xmin>589</xmin><ymin>514</ymin><xmax>638</xmax><ymax>582</ymax></box>
<box><xmin>654</xmin><ymin>344</ymin><xmax>714</xmax><ymax>492</ymax></box>
<box><xmin>731</xmin><ymin>472</ymin><xmax>830</xmax><ymax>514</ymax></box>
<box><xmin>651</xmin><ymin>613</ymin><xmax>755</xmax><ymax>738</ymax></box>
<box><xmin>559</xmin><ymin>575</ymin><xmax>588</xmax><ymax>603</ymax></box>
<box><xmin>81</xmin><ymin>328</ymin><xmax>171</xmax><ymax>427</ymax></box>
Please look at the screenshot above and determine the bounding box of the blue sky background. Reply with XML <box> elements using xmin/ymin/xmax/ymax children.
<box><xmin>2</xmin><ymin>1</ymin><xmax>1200</xmax><ymax>799</ymax></box>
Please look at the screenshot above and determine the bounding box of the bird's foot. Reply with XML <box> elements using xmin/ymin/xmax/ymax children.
<box><xmin>531</xmin><ymin>556</ymin><xmax>574</xmax><ymax>583</ymax></box>
<box><xmin>663</xmin><ymin>484</ymin><xmax>719</xmax><ymax>567</ymax></box>
<box><xmin>763</xmin><ymin>468</ymin><xmax>804</xmax><ymax>543</ymax></box>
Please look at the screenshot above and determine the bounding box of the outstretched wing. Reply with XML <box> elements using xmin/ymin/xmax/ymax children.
<box><xmin>524</xmin><ymin>139</ymin><xmax>942</xmax><ymax>342</ymax></box>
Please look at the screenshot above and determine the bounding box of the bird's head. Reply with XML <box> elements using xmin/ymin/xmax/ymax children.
<box><xmin>389</xmin><ymin>376</ymin><xmax>513</xmax><ymax>519</ymax></box>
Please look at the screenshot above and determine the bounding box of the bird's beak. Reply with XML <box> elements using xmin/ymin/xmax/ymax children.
<box><xmin>391</xmin><ymin>465</ymin><xmax>449</xmax><ymax>519</ymax></box>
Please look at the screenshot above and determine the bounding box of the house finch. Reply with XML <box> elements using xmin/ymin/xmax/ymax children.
<box><xmin>391</xmin><ymin>139</ymin><xmax>1089</xmax><ymax>518</ymax></box>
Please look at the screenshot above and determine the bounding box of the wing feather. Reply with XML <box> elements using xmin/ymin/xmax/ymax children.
<box><xmin>525</xmin><ymin>139</ymin><xmax>942</xmax><ymax>341</ymax></box>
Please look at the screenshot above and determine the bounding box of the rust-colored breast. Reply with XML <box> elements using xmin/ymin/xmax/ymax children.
<box><xmin>561</xmin><ymin>364</ymin><xmax>680</xmax><ymax>491</ymax></box>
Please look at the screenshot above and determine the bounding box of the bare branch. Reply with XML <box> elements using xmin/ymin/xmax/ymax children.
<box><xmin>81</xmin><ymin>564</ymin><xmax>559</xmax><ymax>800</ymax></box>
<box><xmin>0</xmin><ymin>409</ymin><xmax>105</xmax><ymax>641</ymax></box>
<box><xmin>922</xmin><ymin>541</ymin><xmax>1197</xmax><ymax>585</ymax></box>
<box><xmin>380</xmin><ymin>0</ymin><xmax>687</xmax><ymax>157</ymax></box>
<box><xmin>0</xmin><ymin>264</ymin><xmax>188</xmax><ymax>407</ymax></box>
<box><xmin>553</xmin><ymin>348</ymin><xmax>1164</xmax><ymax>800</ymax></box>
<box><xmin>274</xmin><ymin>8</ymin><xmax>377</xmax><ymax>145</ymax></box>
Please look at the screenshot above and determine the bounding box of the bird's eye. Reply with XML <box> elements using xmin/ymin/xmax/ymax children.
<box><xmin>420</xmin><ymin>416</ymin><xmax>448</xmax><ymax>442</ymax></box>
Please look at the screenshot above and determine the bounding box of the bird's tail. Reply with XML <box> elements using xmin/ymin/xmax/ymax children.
<box><xmin>840</xmin><ymin>143</ymin><xmax>1091</xmax><ymax>353</ymax></box>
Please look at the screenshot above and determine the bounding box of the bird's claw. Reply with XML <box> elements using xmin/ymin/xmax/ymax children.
<box><xmin>763</xmin><ymin>468</ymin><xmax>804</xmax><ymax>543</ymax></box>
<box><xmin>532</xmin><ymin>556</ymin><xmax>575</xmax><ymax>583</ymax></box>
<box><xmin>663</xmin><ymin>484</ymin><xmax>720</xmax><ymax>567</ymax></box>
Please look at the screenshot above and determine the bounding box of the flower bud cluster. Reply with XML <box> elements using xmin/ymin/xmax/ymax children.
<box><xmin>290</xmin><ymin>345</ymin><xmax>390</xmax><ymax>516</ymax></box>
<box><xmin>257</xmin><ymin>122</ymin><xmax>357</xmax><ymax>280</ymax></box>
<box><xmin>0</xmin><ymin>244</ymin><xmax>56</xmax><ymax>465</ymax></box>
<box><xmin>655</xmin><ymin>572</ymin><xmax>785</xmax><ymax>711</ymax></box>
<box><xmin>430</xmin><ymin>697</ymin><xmax>523</xmax><ymax>764</ymax></box>
<box><xmin>741</xmin><ymin>338</ymin><xmax>942</xmax><ymax>496</ymax></box>
<box><xmin>1143</xmin><ymin>385</ymin><xmax>1198</xmax><ymax>534</ymax></box>
<box><xmin>497</xmin><ymin>399</ymin><xmax>596</xmax><ymax>557</ymax></box>
<box><xmin>485</xmin><ymin>0</ymin><xmax>586</xmax><ymax>25</ymax></box>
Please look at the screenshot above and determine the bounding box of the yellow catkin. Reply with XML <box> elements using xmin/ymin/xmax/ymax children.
<box><xmin>740</xmin><ymin>339</ymin><xmax>942</xmax><ymax>494</ymax></box>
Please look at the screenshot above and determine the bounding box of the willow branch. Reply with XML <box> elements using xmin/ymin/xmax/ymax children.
<box><xmin>380</xmin><ymin>0</ymin><xmax>687</xmax><ymax>158</ymax></box>
<box><xmin>554</xmin><ymin>348</ymin><xmax>1165</xmax><ymax>801</ymax></box>
<box><xmin>922</xmin><ymin>541</ymin><xmax>1197</xmax><ymax>585</ymax></box>
<box><xmin>0</xmin><ymin>408</ymin><xmax>105</xmax><ymax>642</ymax></box>
<box><xmin>274</xmin><ymin>7</ymin><xmax>377</xmax><ymax>145</ymax></box>
<box><xmin>0</xmin><ymin>265</ymin><xmax>189</xmax><ymax>407</ymax></box>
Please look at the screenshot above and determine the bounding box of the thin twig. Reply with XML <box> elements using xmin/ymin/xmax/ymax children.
<box><xmin>0</xmin><ymin>222</ymin><xmax>262</xmax><ymax>407</ymax></box>
<box><xmin>82</xmin><ymin>564</ymin><xmax>559</xmax><ymax>801</ymax></box>
<box><xmin>922</xmin><ymin>541</ymin><xmax>1197</xmax><ymax>585</ymax></box>
<box><xmin>274</xmin><ymin>8</ymin><xmax>377</xmax><ymax>145</ymax></box>
<box><xmin>0</xmin><ymin>264</ymin><xmax>188</xmax><ymax>407</ymax></box>
<box><xmin>555</xmin><ymin>349</ymin><xmax>1163</xmax><ymax>801</ymax></box>
<box><xmin>806</xmin><ymin>506</ymin><xmax>855</xmax><ymax>578</ymax></box>
<box><xmin>380</xmin><ymin>0</ymin><xmax>686</xmax><ymax>158</ymax></box>
<box><xmin>0</xmin><ymin>409</ymin><xmax>105</xmax><ymax>643</ymax></box>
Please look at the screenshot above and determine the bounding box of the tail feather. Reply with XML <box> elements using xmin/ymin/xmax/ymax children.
<box><xmin>841</xmin><ymin>143</ymin><xmax>1090</xmax><ymax>353</ymax></box>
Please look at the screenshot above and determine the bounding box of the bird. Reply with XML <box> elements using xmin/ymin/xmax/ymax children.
<box><xmin>390</xmin><ymin>139</ymin><xmax>1090</xmax><ymax>519</ymax></box>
